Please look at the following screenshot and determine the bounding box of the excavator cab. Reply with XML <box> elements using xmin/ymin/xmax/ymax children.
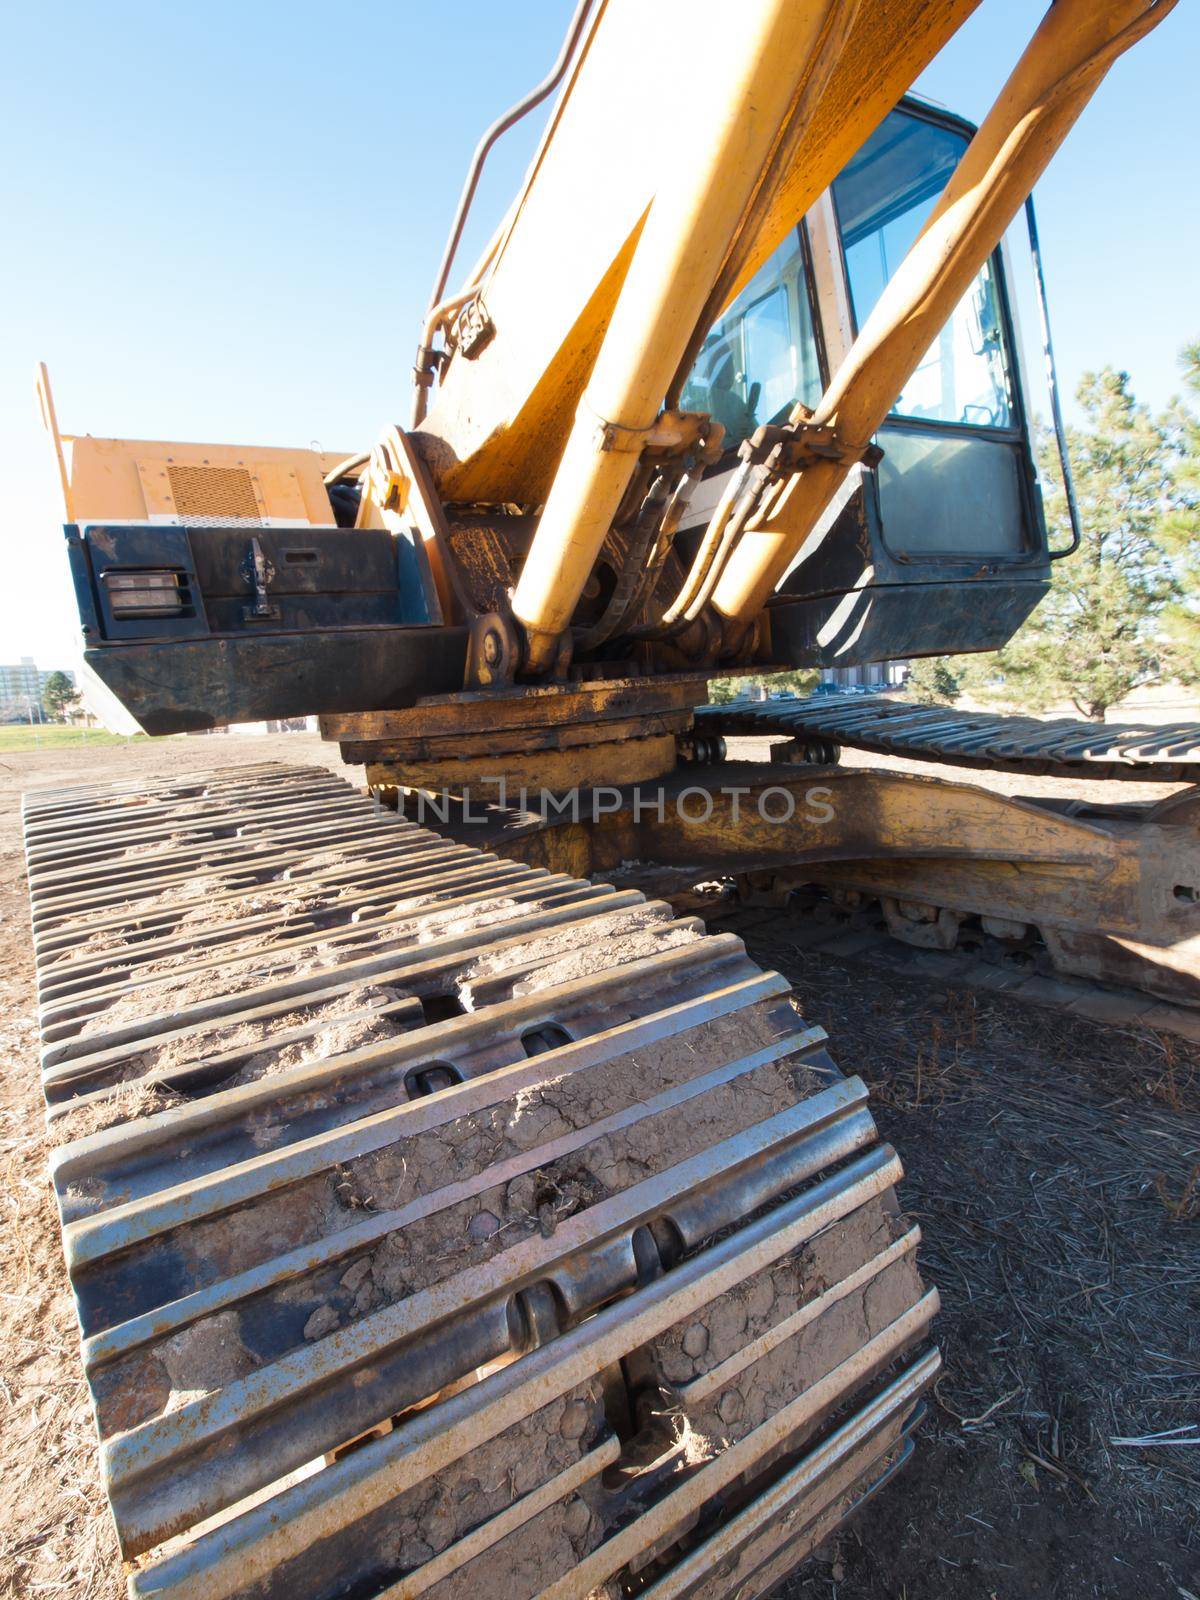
<box><xmin>679</xmin><ymin>99</ymin><xmax>1052</xmax><ymax>670</ymax></box>
<box><xmin>45</xmin><ymin>99</ymin><xmax>1057</xmax><ymax>734</ymax></box>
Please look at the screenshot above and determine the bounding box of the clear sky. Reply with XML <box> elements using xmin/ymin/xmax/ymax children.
<box><xmin>1</xmin><ymin>0</ymin><xmax>1195</xmax><ymax>667</ymax></box>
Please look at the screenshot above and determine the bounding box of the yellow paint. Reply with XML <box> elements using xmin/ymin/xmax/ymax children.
<box><xmin>502</xmin><ymin>0</ymin><xmax>992</xmax><ymax>668</ymax></box>
<box><xmin>418</xmin><ymin>0</ymin><xmax>981</xmax><ymax>512</ymax></box>
<box><xmin>36</xmin><ymin>0</ymin><xmax>1174</xmax><ymax>683</ymax></box>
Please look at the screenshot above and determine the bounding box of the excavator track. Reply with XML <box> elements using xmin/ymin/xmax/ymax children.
<box><xmin>697</xmin><ymin>695</ymin><xmax>1200</xmax><ymax>781</ymax></box>
<box><xmin>22</xmin><ymin>761</ymin><xmax>937</xmax><ymax>1600</ymax></box>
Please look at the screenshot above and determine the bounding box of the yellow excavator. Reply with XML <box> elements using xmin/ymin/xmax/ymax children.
<box><xmin>24</xmin><ymin>2</ymin><xmax>1194</xmax><ymax>1597</ymax></box>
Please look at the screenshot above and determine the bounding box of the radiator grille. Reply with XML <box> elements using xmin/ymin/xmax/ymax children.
<box><xmin>166</xmin><ymin>464</ymin><xmax>262</xmax><ymax>525</ymax></box>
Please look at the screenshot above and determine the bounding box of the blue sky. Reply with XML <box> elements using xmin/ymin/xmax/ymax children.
<box><xmin>2</xmin><ymin>0</ymin><xmax>1194</xmax><ymax>666</ymax></box>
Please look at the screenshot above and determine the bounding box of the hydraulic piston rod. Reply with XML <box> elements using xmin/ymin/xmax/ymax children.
<box><xmin>508</xmin><ymin>0</ymin><xmax>977</xmax><ymax>673</ymax></box>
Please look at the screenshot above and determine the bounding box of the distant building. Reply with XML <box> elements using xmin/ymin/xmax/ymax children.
<box><xmin>0</xmin><ymin>657</ymin><xmax>43</xmax><ymax>704</ymax></box>
<box><xmin>0</xmin><ymin>658</ymin><xmax>76</xmax><ymax>719</ymax></box>
<box><xmin>819</xmin><ymin>661</ymin><xmax>906</xmax><ymax>690</ymax></box>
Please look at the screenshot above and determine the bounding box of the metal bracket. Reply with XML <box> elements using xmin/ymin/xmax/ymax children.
<box><xmin>738</xmin><ymin>408</ymin><xmax>884</xmax><ymax>473</ymax></box>
<box><xmin>240</xmin><ymin>537</ymin><xmax>280</xmax><ymax>621</ymax></box>
<box><xmin>597</xmin><ymin>409</ymin><xmax>722</xmax><ymax>461</ymax></box>
<box><xmin>457</xmin><ymin>296</ymin><xmax>496</xmax><ymax>360</ymax></box>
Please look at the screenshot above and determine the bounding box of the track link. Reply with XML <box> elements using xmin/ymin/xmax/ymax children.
<box><xmin>698</xmin><ymin>694</ymin><xmax>1200</xmax><ymax>781</ymax></box>
<box><xmin>23</xmin><ymin>762</ymin><xmax>937</xmax><ymax>1600</ymax></box>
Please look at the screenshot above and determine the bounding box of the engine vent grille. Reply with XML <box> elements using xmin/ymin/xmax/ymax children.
<box><xmin>166</xmin><ymin>464</ymin><xmax>262</xmax><ymax>526</ymax></box>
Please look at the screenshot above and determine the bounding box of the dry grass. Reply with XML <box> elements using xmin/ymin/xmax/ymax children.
<box><xmin>48</xmin><ymin>1080</ymin><xmax>189</xmax><ymax>1146</ymax></box>
<box><xmin>733</xmin><ymin>913</ymin><xmax>1200</xmax><ymax>1599</ymax></box>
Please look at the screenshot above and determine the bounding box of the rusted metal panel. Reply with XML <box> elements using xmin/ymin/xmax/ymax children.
<box><xmin>319</xmin><ymin>675</ymin><xmax>707</xmax><ymax>744</ymax></box>
<box><xmin>327</xmin><ymin>676</ymin><xmax>710</xmax><ymax>796</ymax></box>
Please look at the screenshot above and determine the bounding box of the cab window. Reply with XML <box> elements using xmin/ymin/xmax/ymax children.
<box><xmin>680</xmin><ymin>230</ymin><xmax>823</xmax><ymax>451</ymax></box>
<box><xmin>833</xmin><ymin>109</ymin><xmax>1014</xmax><ymax>430</ymax></box>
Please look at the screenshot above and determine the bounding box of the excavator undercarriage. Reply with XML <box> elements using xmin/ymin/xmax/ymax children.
<box><xmin>318</xmin><ymin>683</ymin><xmax>1200</xmax><ymax>1022</ymax></box>
<box><xmin>21</xmin><ymin>697</ymin><xmax>1199</xmax><ymax>1597</ymax></box>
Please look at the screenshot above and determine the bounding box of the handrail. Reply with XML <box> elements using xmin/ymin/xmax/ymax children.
<box><xmin>424</xmin><ymin>0</ymin><xmax>594</xmax><ymax>317</ymax></box>
<box><xmin>1025</xmin><ymin>195</ymin><xmax>1082</xmax><ymax>559</ymax></box>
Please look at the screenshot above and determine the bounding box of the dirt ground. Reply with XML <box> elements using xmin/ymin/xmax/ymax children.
<box><xmin>750</xmin><ymin>918</ymin><xmax>1200</xmax><ymax>1600</ymax></box>
<box><xmin>0</xmin><ymin>734</ymin><xmax>1196</xmax><ymax>1600</ymax></box>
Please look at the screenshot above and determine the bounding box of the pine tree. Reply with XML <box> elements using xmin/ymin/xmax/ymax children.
<box><xmin>946</xmin><ymin>367</ymin><xmax>1187</xmax><ymax>721</ymax></box>
<box><xmin>42</xmin><ymin>671</ymin><xmax>78</xmax><ymax>723</ymax></box>
<box><xmin>1157</xmin><ymin>339</ymin><xmax>1200</xmax><ymax>683</ymax></box>
<box><xmin>904</xmin><ymin>656</ymin><xmax>960</xmax><ymax>705</ymax></box>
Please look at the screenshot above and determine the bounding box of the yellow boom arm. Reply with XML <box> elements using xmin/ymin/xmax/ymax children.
<box><xmin>410</xmin><ymin>0</ymin><xmax>1173</xmax><ymax>672</ymax></box>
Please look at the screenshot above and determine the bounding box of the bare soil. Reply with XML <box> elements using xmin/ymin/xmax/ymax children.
<box><xmin>0</xmin><ymin>734</ymin><xmax>1196</xmax><ymax>1600</ymax></box>
<box><xmin>741</xmin><ymin>916</ymin><xmax>1200</xmax><ymax>1600</ymax></box>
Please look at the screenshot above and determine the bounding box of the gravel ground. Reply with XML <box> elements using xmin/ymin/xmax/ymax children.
<box><xmin>0</xmin><ymin>734</ymin><xmax>1196</xmax><ymax>1600</ymax></box>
